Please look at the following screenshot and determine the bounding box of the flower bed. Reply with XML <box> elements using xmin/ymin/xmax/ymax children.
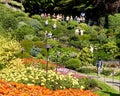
<box><xmin>21</xmin><ymin>58</ymin><xmax>55</xmax><ymax>66</ymax></box>
<box><xmin>0</xmin><ymin>79</ymin><xmax>98</xmax><ymax>96</ymax></box>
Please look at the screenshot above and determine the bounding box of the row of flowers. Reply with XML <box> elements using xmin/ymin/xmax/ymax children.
<box><xmin>0</xmin><ymin>79</ymin><xmax>98</xmax><ymax>96</ymax></box>
<box><xmin>21</xmin><ymin>58</ymin><xmax>56</xmax><ymax>67</ymax></box>
<box><xmin>0</xmin><ymin>66</ymin><xmax>86</xmax><ymax>90</ymax></box>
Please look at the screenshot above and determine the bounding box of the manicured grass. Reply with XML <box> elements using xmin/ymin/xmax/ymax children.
<box><xmin>95</xmin><ymin>80</ymin><xmax>120</xmax><ymax>96</ymax></box>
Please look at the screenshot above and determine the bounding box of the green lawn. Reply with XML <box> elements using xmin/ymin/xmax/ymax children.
<box><xmin>95</xmin><ymin>80</ymin><xmax>120</xmax><ymax>96</ymax></box>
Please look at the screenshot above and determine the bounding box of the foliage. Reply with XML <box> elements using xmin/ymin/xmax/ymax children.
<box><xmin>9</xmin><ymin>0</ymin><xmax>25</xmax><ymax>10</ymax></box>
<box><xmin>108</xmin><ymin>13</ymin><xmax>120</xmax><ymax>30</ymax></box>
<box><xmin>77</xmin><ymin>66</ymin><xmax>97</xmax><ymax>74</ymax></box>
<box><xmin>95</xmin><ymin>80</ymin><xmax>119</xmax><ymax>96</ymax></box>
<box><xmin>102</xmin><ymin>68</ymin><xmax>113</xmax><ymax>76</ymax></box>
<box><xmin>31</xmin><ymin>14</ymin><xmax>41</xmax><ymax>21</ymax></box>
<box><xmin>0</xmin><ymin>24</ymin><xmax>5</xmax><ymax>34</ymax></box>
<box><xmin>19</xmin><ymin>40</ymin><xmax>33</xmax><ymax>58</ymax></box>
<box><xmin>101</xmin><ymin>41</ymin><xmax>119</xmax><ymax>59</ymax></box>
<box><xmin>0</xmin><ymin>66</ymin><xmax>83</xmax><ymax>90</ymax></box>
<box><xmin>67</xmin><ymin>21</ymin><xmax>78</xmax><ymax>30</ymax></box>
<box><xmin>30</xmin><ymin>47</ymin><xmax>41</xmax><ymax>57</ymax></box>
<box><xmin>17</xmin><ymin>21</ymin><xmax>27</xmax><ymax>28</ymax></box>
<box><xmin>0</xmin><ymin>79</ymin><xmax>98</xmax><ymax>96</ymax></box>
<box><xmin>13</xmin><ymin>25</ymin><xmax>35</xmax><ymax>41</ymax></box>
<box><xmin>79</xmin><ymin>47</ymin><xmax>94</xmax><ymax>66</ymax></box>
<box><xmin>1</xmin><ymin>15</ymin><xmax>18</xmax><ymax>31</ymax></box>
<box><xmin>97</xmin><ymin>33</ymin><xmax>107</xmax><ymax>43</ymax></box>
<box><xmin>83</xmin><ymin>78</ymin><xmax>98</xmax><ymax>90</ymax></box>
<box><xmin>0</xmin><ymin>35</ymin><xmax>21</xmax><ymax>67</ymax></box>
<box><xmin>94</xmin><ymin>50</ymin><xmax>111</xmax><ymax>61</ymax></box>
<box><xmin>28</xmin><ymin>19</ymin><xmax>43</xmax><ymax>32</ymax></box>
<box><xmin>65</xmin><ymin>58</ymin><xmax>81</xmax><ymax>70</ymax></box>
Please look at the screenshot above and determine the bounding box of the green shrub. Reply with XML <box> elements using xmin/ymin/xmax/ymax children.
<box><xmin>114</xmin><ymin>71</ymin><xmax>120</xmax><ymax>76</ymax></box>
<box><xmin>28</xmin><ymin>19</ymin><xmax>43</xmax><ymax>32</ymax></box>
<box><xmin>13</xmin><ymin>11</ymin><xmax>28</xmax><ymax>18</ymax></box>
<box><xmin>59</xmin><ymin>36</ymin><xmax>69</xmax><ymax>43</ymax></box>
<box><xmin>0</xmin><ymin>35</ymin><xmax>21</xmax><ymax>66</ymax></box>
<box><xmin>79</xmin><ymin>47</ymin><xmax>94</xmax><ymax>66</ymax></box>
<box><xmin>24</xmin><ymin>34</ymin><xmax>35</xmax><ymax>40</ymax></box>
<box><xmin>67</xmin><ymin>22</ymin><xmax>75</xmax><ymax>30</ymax></box>
<box><xmin>14</xmin><ymin>25</ymin><xmax>35</xmax><ymax>41</ymax></box>
<box><xmin>34</xmin><ymin>41</ymin><xmax>44</xmax><ymax>48</ymax></box>
<box><xmin>17</xmin><ymin>21</ymin><xmax>27</xmax><ymax>28</ymax></box>
<box><xmin>94</xmin><ymin>50</ymin><xmax>111</xmax><ymax>61</ymax></box>
<box><xmin>97</xmin><ymin>33</ymin><xmax>107</xmax><ymax>43</ymax></box>
<box><xmin>65</xmin><ymin>58</ymin><xmax>81</xmax><ymax>70</ymax></box>
<box><xmin>9</xmin><ymin>0</ymin><xmax>24</xmax><ymax>11</ymax></box>
<box><xmin>77</xmin><ymin>67</ymin><xmax>97</xmax><ymax>73</ymax></box>
<box><xmin>31</xmin><ymin>14</ymin><xmax>41</xmax><ymax>21</ymax></box>
<box><xmin>99</xmin><ymin>17</ymin><xmax>105</xmax><ymax>27</ymax></box>
<box><xmin>83</xmin><ymin>78</ymin><xmax>98</xmax><ymax>90</ymax></box>
<box><xmin>30</xmin><ymin>47</ymin><xmax>41</xmax><ymax>57</ymax></box>
<box><xmin>20</xmin><ymin>40</ymin><xmax>33</xmax><ymax>53</ymax></box>
<box><xmin>108</xmin><ymin>13</ymin><xmax>120</xmax><ymax>30</ymax></box>
<box><xmin>102</xmin><ymin>68</ymin><xmax>112</xmax><ymax>76</ymax></box>
<box><xmin>2</xmin><ymin>15</ymin><xmax>18</xmax><ymax>30</ymax></box>
<box><xmin>0</xmin><ymin>24</ymin><xmax>5</xmax><ymax>34</ymax></box>
<box><xmin>60</xmin><ymin>21</ymin><xmax>67</xmax><ymax>26</ymax></box>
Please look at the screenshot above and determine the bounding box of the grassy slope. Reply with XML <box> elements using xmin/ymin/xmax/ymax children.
<box><xmin>95</xmin><ymin>80</ymin><xmax>119</xmax><ymax>96</ymax></box>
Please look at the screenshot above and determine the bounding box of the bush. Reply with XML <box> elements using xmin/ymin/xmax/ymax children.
<box><xmin>102</xmin><ymin>68</ymin><xmax>113</xmax><ymax>76</ymax></box>
<box><xmin>67</xmin><ymin>21</ymin><xmax>76</xmax><ymax>30</ymax></box>
<box><xmin>14</xmin><ymin>25</ymin><xmax>35</xmax><ymax>41</ymax></box>
<box><xmin>30</xmin><ymin>47</ymin><xmax>41</xmax><ymax>57</ymax></box>
<box><xmin>65</xmin><ymin>58</ymin><xmax>81</xmax><ymax>70</ymax></box>
<box><xmin>28</xmin><ymin>19</ymin><xmax>43</xmax><ymax>32</ymax></box>
<box><xmin>13</xmin><ymin>11</ymin><xmax>28</xmax><ymax>18</ymax></box>
<box><xmin>9</xmin><ymin>0</ymin><xmax>24</xmax><ymax>11</ymax></box>
<box><xmin>2</xmin><ymin>15</ymin><xmax>18</xmax><ymax>30</ymax></box>
<box><xmin>77</xmin><ymin>67</ymin><xmax>97</xmax><ymax>74</ymax></box>
<box><xmin>60</xmin><ymin>21</ymin><xmax>67</xmax><ymax>26</ymax></box>
<box><xmin>108</xmin><ymin>13</ymin><xmax>120</xmax><ymax>30</ymax></box>
<box><xmin>31</xmin><ymin>14</ymin><xmax>41</xmax><ymax>21</ymax></box>
<box><xmin>79</xmin><ymin>47</ymin><xmax>94</xmax><ymax>66</ymax></box>
<box><xmin>0</xmin><ymin>35</ymin><xmax>21</xmax><ymax>67</ymax></box>
<box><xmin>20</xmin><ymin>40</ymin><xmax>33</xmax><ymax>53</ymax></box>
<box><xmin>83</xmin><ymin>78</ymin><xmax>98</xmax><ymax>90</ymax></box>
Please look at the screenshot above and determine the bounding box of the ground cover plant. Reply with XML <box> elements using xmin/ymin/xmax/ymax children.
<box><xmin>0</xmin><ymin>79</ymin><xmax>98</xmax><ymax>96</ymax></box>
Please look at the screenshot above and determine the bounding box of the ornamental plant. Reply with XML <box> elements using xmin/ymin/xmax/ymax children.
<box><xmin>0</xmin><ymin>79</ymin><xmax>98</xmax><ymax>96</ymax></box>
<box><xmin>0</xmin><ymin>35</ymin><xmax>21</xmax><ymax>68</ymax></box>
<box><xmin>0</xmin><ymin>66</ymin><xmax>84</xmax><ymax>90</ymax></box>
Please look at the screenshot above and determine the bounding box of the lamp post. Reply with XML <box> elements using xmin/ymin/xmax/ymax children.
<box><xmin>45</xmin><ymin>44</ymin><xmax>51</xmax><ymax>75</ymax></box>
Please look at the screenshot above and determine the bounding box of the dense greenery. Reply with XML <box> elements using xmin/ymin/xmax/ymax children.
<box><xmin>0</xmin><ymin>2</ymin><xmax>119</xmax><ymax>95</ymax></box>
<box><xmin>0</xmin><ymin>3</ymin><xmax>120</xmax><ymax>65</ymax></box>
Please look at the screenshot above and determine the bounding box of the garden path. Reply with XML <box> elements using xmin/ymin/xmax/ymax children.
<box><xmin>56</xmin><ymin>67</ymin><xmax>120</xmax><ymax>93</ymax></box>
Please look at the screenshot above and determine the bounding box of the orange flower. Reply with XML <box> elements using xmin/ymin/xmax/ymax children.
<box><xmin>0</xmin><ymin>79</ymin><xmax>98</xmax><ymax>96</ymax></box>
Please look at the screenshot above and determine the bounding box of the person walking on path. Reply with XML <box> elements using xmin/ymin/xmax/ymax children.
<box><xmin>96</xmin><ymin>57</ymin><xmax>103</xmax><ymax>77</ymax></box>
